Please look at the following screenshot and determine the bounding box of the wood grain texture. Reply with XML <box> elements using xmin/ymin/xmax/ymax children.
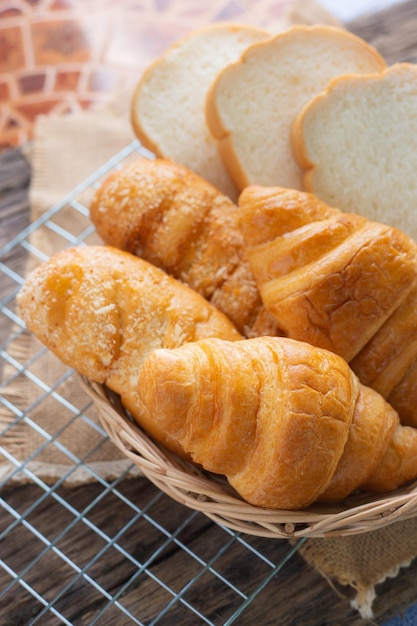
<box><xmin>349</xmin><ymin>0</ymin><xmax>417</xmax><ymax>64</ymax></box>
<box><xmin>2</xmin><ymin>479</ymin><xmax>417</xmax><ymax>625</ymax></box>
<box><xmin>0</xmin><ymin>147</ymin><xmax>31</xmax><ymax>252</ymax></box>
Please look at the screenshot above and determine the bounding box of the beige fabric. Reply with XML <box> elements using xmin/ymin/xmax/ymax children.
<box><xmin>299</xmin><ymin>518</ymin><xmax>417</xmax><ymax>618</ymax></box>
<box><xmin>1</xmin><ymin>4</ymin><xmax>417</xmax><ymax>619</ymax></box>
<box><xmin>29</xmin><ymin>93</ymin><xmax>134</xmax><ymax>215</ymax></box>
<box><xmin>0</xmin><ymin>93</ymin><xmax>140</xmax><ymax>487</ymax></box>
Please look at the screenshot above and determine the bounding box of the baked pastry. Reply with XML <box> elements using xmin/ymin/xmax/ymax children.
<box><xmin>131</xmin><ymin>23</ymin><xmax>269</xmax><ymax>198</ymax></box>
<box><xmin>350</xmin><ymin>286</ymin><xmax>417</xmax><ymax>398</ymax></box>
<box><xmin>18</xmin><ymin>245</ymin><xmax>417</xmax><ymax>510</ymax></box>
<box><xmin>17</xmin><ymin>245</ymin><xmax>241</xmax><ymax>456</ymax></box>
<box><xmin>206</xmin><ymin>25</ymin><xmax>386</xmax><ymax>192</ymax></box>
<box><xmin>238</xmin><ymin>185</ymin><xmax>417</xmax><ymax>427</ymax></box>
<box><xmin>291</xmin><ymin>63</ymin><xmax>417</xmax><ymax>242</ymax></box>
<box><xmin>90</xmin><ymin>158</ymin><xmax>280</xmax><ymax>338</ymax></box>
<box><xmin>138</xmin><ymin>336</ymin><xmax>417</xmax><ymax>509</ymax></box>
<box><xmin>350</xmin><ymin>285</ymin><xmax>417</xmax><ymax>426</ymax></box>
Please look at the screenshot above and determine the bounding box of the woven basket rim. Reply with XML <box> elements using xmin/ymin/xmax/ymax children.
<box><xmin>79</xmin><ymin>375</ymin><xmax>417</xmax><ymax>539</ymax></box>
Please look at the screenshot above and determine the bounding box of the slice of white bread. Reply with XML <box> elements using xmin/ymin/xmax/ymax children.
<box><xmin>292</xmin><ymin>63</ymin><xmax>417</xmax><ymax>242</ymax></box>
<box><xmin>206</xmin><ymin>25</ymin><xmax>386</xmax><ymax>192</ymax></box>
<box><xmin>131</xmin><ymin>23</ymin><xmax>269</xmax><ymax>199</ymax></box>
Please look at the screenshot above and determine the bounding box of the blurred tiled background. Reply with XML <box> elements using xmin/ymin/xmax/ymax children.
<box><xmin>0</xmin><ymin>0</ymin><xmax>404</xmax><ymax>151</ymax></box>
<box><xmin>0</xmin><ymin>0</ymin><xmax>294</xmax><ymax>150</ymax></box>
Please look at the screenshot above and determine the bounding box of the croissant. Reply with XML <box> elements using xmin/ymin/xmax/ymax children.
<box><xmin>138</xmin><ymin>335</ymin><xmax>417</xmax><ymax>509</ymax></box>
<box><xmin>238</xmin><ymin>185</ymin><xmax>417</xmax><ymax>427</ymax></box>
<box><xmin>89</xmin><ymin>158</ymin><xmax>280</xmax><ymax>338</ymax></box>
<box><xmin>17</xmin><ymin>245</ymin><xmax>241</xmax><ymax>456</ymax></box>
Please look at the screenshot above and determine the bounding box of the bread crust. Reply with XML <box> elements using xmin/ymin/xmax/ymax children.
<box><xmin>18</xmin><ymin>246</ymin><xmax>417</xmax><ymax>509</ymax></box>
<box><xmin>291</xmin><ymin>63</ymin><xmax>417</xmax><ymax>240</ymax></box>
<box><xmin>90</xmin><ymin>158</ymin><xmax>281</xmax><ymax>337</ymax></box>
<box><xmin>17</xmin><ymin>245</ymin><xmax>241</xmax><ymax>456</ymax></box>
<box><xmin>206</xmin><ymin>24</ymin><xmax>386</xmax><ymax>192</ymax></box>
<box><xmin>138</xmin><ymin>336</ymin><xmax>417</xmax><ymax>509</ymax></box>
<box><xmin>131</xmin><ymin>22</ymin><xmax>269</xmax><ymax>198</ymax></box>
<box><xmin>238</xmin><ymin>184</ymin><xmax>417</xmax><ymax>428</ymax></box>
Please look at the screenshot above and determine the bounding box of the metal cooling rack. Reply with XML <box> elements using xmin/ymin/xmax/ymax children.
<box><xmin>0</xmin><ymin>141</ymin><xmax>312</xmax><ymax>626</ymax></box>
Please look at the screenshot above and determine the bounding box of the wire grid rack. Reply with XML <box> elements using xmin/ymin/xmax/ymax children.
<box><xmin>0</xmin><ymin>141</ymin><xmax>311</xmax><ymax>626</ymax></box>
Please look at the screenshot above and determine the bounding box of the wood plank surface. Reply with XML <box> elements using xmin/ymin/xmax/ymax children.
<box><xmin>0</xmin><ymin>148</ymin><xmax>31</xmax><ymax>251</ymax></box>
<box><xmin>2</xmin><ymin>478</ymin><xmax>417</xmax><ymax>625</ymax></box>
<box><xmin>349</xmin><ymin>0</ymin><xmax>417</xmax><ymax>64</ymax></box>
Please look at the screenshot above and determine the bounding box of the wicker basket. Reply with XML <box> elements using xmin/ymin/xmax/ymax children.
<box><xmin>79</xmin><ymin>376</ymin><xmax>417</xmax><ymax>539</ymax></box>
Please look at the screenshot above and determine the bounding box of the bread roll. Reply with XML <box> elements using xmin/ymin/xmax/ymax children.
<box><xmin>90</xmin><ymin>158</ymin><xmax>281</xmax><ymax>338</ymax></box>
<box><xmin>138</xmin><ymin>336</ymin><xmax>416</xmax><ymax>509</ymax></box>
<box><xmin>238</xmin><ymin>185</ymin><xmax>417</xmax><ymax>427</ymax></box>
<box><xmin>17</xmin><ymin>245</ymin><xmax>241</xmax><ymax>456</ymax></box>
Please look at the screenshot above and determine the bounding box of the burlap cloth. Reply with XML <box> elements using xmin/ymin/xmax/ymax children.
<box><xmin>1</xmin><ymin>3</ymin><xmax>417</xmax><ymax>620</ymax></box>
<box><xmin>0</xmin><ymin>93</ymin><xmax>142</xmax><ymax>487</ymax></box>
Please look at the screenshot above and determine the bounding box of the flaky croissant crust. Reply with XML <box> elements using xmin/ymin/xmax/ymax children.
<box><xmin>17</xmin><ymin>175</ymin><xmax>417</xmax><ymax>511</ymax></box>
<box><xmin>238</xmin><ymin>185</ymin><xmax>417</xmax><ymax>428</ymax></box>
<box><xmin>138</xmin><ymin>336</ymin><xmax>417</xmax><ymax>510</ymax></box>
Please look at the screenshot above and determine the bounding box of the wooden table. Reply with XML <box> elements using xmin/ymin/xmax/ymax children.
<box><xmin>2</xmin><ymin>2</ymin><xmax>417</xmax><ymax>624</ymax></box>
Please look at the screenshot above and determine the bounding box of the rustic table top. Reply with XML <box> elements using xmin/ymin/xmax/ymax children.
<box><xmin>2</xmin><ymin>2</ymin><xmax>417</xmax><ymax>624</ymax></box>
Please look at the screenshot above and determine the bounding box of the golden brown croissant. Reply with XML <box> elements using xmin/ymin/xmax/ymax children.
<box><xmin>238</xmin><ymin>185</ymin><xmax>417</xmax><ymax>427</ymax></box>
<box><xmin>138</xmin><ymin>336</ymin><xmax>417</xmax><ymax>509</ymax></box>
<box><xmin>89</xmin><ymin>158</ymin><xmax>280</xmax><ymax>338</ymax></box>
<box><xmin>17</xmin><ymin>245</ymin><xmax>241</xmax><ymax>456</ymax></box>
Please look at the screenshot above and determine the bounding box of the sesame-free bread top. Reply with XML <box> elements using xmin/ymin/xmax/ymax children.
<box><xmin>131</xmin><ymin>23</ymin><xmax>269</xmax><ymax>199</ymax></box>
<box><xmin>292</xmin><ymin>63</ymin><xmax>417</xmax><ymax>242</ymax></box>
<box><xmin>206</xmin><ymin>25</ymin><xmax>386</xmax><ymax>192</ymax></box>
